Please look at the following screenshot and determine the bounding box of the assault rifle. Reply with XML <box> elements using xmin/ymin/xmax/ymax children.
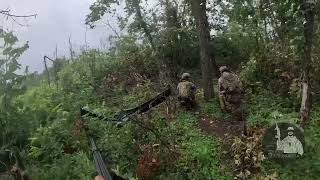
<box><xmin>80</xmin><ymin>87</ymin><xmax>171</xmax><ymax>179</ymax></box>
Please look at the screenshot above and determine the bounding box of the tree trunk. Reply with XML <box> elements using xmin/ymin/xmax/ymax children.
<box><xmin>164</xmin><ymin>0</ymin><xmax>180</xmax><ymax>82</ymax></box>
<box><xmin>43</xmin><ymin>57</ymin><xmax>50</xmax><ymax>87</ymax></box>
<box><xmin>300</xmin><ymin>0</ymin><xmax>315</xmax><ymax>128</ymax></box>
<box><xmin>133</xmin><ymin>0</ymin><xmax>155</xmax><ymax>51</ymax></box>
<box><xmin>191</xmin><ymin>0</ymin><xmax>215</xmax><ymax>101</ymax></box>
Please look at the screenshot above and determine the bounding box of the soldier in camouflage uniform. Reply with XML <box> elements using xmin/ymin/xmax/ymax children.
<box><xmin>218</xmin><ymin>66</ymin><xmax>244</xmax><ymax>114</ymax></box>
<box><xmin>177</xmin><ymin>73</ymin><xmax>197</xmax><ymax>110</ymax></box>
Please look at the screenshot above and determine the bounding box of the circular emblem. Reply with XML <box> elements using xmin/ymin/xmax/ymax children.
<box><xmin>262</xmin><ymin>122</ymin><xmax>305</xmax><ymax>162</ymax></box>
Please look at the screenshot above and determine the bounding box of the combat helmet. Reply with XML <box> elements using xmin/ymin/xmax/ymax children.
<box><xmin>181</xmin><ymin>73</ymin><xmax>191</xmax><ymax>80</ymax></box>
<box><xmin>287</xmin><ymin>127</ymin><xmax>294</xmax><ymax>131</ymax></box>
<box><xmin>219</xmin><ymin>66</ymin><xmax>229</xmax><ymax>73</ymax></box>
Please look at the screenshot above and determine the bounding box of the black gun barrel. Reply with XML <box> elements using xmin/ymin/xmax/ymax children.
<box><xmin>89</xmin><ymin>137</ymin><xmax>113</xmax><ymax>180</ymax></box>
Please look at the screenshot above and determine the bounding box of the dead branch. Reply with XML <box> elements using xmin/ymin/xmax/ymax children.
<box><xmin>0</xmin><ymin>9</ymin><xmax>37</xmax><ymax>18</ymax></box>
<box><xmin>103</xmin><ymin>20</ymin><xmax>121</xmax><ymax>38</ymax></box>
<box><xmin>0</xmin><ymin>9</ymin><xmax>37</xmax><ymax>27</ymax></box>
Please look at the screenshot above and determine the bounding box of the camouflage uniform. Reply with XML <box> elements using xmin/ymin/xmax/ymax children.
<box><xmin>177</xmin><ymin>73</ymin><xmax>197</xmax><ymax>110</ymax></box>
<box><xmin>218</xmin><ymin>66</ymin><xmax>244</xmax><ymax>113</ymax></box>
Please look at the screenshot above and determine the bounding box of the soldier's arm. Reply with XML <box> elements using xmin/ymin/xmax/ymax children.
<box><xmin>218</xmin><ymin>79</ymin><xmax>225</xmax><ymax>95</ymax></box>
<box><xmin>176</xmin><ymin>83</ymin><xmax>181</xmax><ymax>96</ymax></box>
<box><xmin>191</xmin><ymin>83</ymin><xmax>197</xmax><ymax>92</ymax></box>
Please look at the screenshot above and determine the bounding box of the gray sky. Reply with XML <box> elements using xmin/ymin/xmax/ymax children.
<box><xmin>1</xmin><ymin>0</ymin><xmax>111</xmax><ymax>73</ymax></box>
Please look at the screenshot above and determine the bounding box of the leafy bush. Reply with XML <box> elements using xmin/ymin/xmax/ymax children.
<box><xmin>16</xmin><ymin>85</ymin><xmax>64</xmax><ymax>126</ymax></box>
<box><xmin>28</xmin><ymin>117</ymin><xmax>85</xmax><ymax>163</ymax></box>
<box><xmin>246</xmin><ymin>90</ymin><xmax>299</xmax><ymax>126</ymax></box>
<box><xmin>259</xmin><ymin>107</ymin><xmax>320</xmax><ymax>180</ymax></box>
<box><xmin>156</xmin><ymin>113</ymin><xmax>232</xmax><ymax>180</ymax></box>
<box><xmin>86</xmin><ymin>119</ymin><xmax>139</xmax><ymax>178</ymax></box>
<box><xmin>0</xmin><ymin>30</ymin><xmax>30</xmax><ymax>149</ymax></box>
<box><xmin>202</xmin><ymin>100</ymin><xmax>228</xmax><ymax>119</ymax></box>
<box><xmin>242</xmin><ymin>90</ymin><xmax>320</xmax><ymax>180</ymax></box>
<box><xmin>29</xmin><ymin>152</ymin><xmax>95</xmax><ymax>180</ymax></box>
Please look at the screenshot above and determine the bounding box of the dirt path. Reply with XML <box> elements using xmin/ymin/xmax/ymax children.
<box><xmin>198</xmin><ymin>114</ymin><xmax>244</xmax><ymax>144</ymax></box>
<box><xmin>197</xmin><ymin>113</ymin><xmax>267</xmax><ymax>180</ymax></box>
<box><xmin>197</xmin><ymin>114</ymin><xmax>246</xmax><ymax>176</ymax></box>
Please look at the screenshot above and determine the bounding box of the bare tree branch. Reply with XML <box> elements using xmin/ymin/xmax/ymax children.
<box><xmin>0</xmin><ymin>9</ymin><xmax>37</xmax><ymax>18</ymax></box>
<box><xmin>0</xmin><ymin>10</ymin><xmax>10</xmax><ymax>13</ymax></box>
<box><xmin>9</xmin><ymin>16</ymin><xmax>27</xmax><ymax>26</ymax></box>
<box><xmin>0</xmin><ymin>9</ymin><xmax>37</xmax><ymax>27</ymax></box>
<box><xmin>103</xmin><ymin>20</ymin><xmax>121</xmax><ymax>38</ymax></box>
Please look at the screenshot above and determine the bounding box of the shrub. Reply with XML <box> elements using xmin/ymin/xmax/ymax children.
<box><xmin>29</xmin><ymin>152</ymin><xmax>95</xmax><ymax>180</ymax></box>
<box><xmin>246</xmin><ymin>90</ymin><xmax>299</xmax><ymax>126</ymax></box>
<box><xmin>156</xmin><ymin>113</ymin><xmax>232</xmax><ymax>180</ymax></box>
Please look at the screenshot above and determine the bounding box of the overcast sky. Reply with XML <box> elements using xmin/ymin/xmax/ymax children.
<box><xmin>1</xmin><ymin>0</ymin><xmax>112</xmax><ymax>73</ymax></box>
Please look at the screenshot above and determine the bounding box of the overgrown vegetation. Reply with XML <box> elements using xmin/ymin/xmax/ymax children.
<box><xmin>1</xmin><ymin>0</ymin><xmax>320</xmax><ymax>179</ymax></box>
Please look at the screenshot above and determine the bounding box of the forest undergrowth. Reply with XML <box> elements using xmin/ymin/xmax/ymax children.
<box><xmin>2</xmin><ymin>0</ymin><xmax>320</xmax><ymax>177</ymax></box>
<box><xmin>20</xmin><ymin>53</ymin><xmax>320</xmax><ymax>180</ymax></box>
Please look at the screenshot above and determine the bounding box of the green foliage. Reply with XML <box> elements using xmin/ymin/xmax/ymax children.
<box><xmin>240</xmin><ymin>56</ymin><xmax>261</xmax><ymax>86</ymax></box>
<box><xmin>3</xmin><ymin>0</ymin><xmax>320</xmax><ymax>179</ymax></box>
<box><xmin>114</xmin><ymin>36</ymin><xmax>158</xmax><ymax>77</ymax></box>
<box><xmin>29</xmin><ymin>118</ymin><xmax>76</xmax><ymax>162</ymax></box>
<box><xmin>30</xmin><ymin>152</ymin><xmax>95</xmax><ymax>180</ymax></box>
<box><xmin>202</xmin><ymin>100</ymin><xmax>228</xmax><ymax>119</ymax></box>
<box><xmin>223</xmin><ymin>0</ymin><xmax>318</xmax><ymax>98</ymax></box>
<box><xmin>0</xmin><ymin>30</ymin><xmax>29</xmax><ymax>148</ymax></box>
<box><xmin>155</xmin><ymin>113</ymin><xmax>232</xmax><ymax>180</ymax></box>
<box><xmin>22</xmin><ymin>45</ymin><xmax>162</xmax><ymax>178</ymax></box>
<box><xmin>275</xmin><ymin>107</ymin><xmax>320</xmax><ymax>180</ymax></box>
<box><xmin>87</xmin><ymin>119</ymin><xmax>139</xmax><ymax>177</ymax></box>
<box><xmin>157</xmin><ymin>27</ymin><xmax>200</xmax><ymax>69</ymax></box>
<box><xmin>246</xmin><ymin>90</ymin><xmax>299</xmax><ymax>126</ymax></box>
<box><xmin>212</xmin><ymin>35</ymin><xmax>244</xmax><ymax>66</ymax></box>
<box><xmin>121</xmin><ymin>81</ymin><xmax>156</xmax><ymax>106</ymax></box>
<box><xmin>86</xmin><ymin>0</ymin><xmax>120</xmax><ymax>28</ymax></box>
<box><xmin>246</xmin><ymin>94</ymin><xmax>320</xmax><ymax>179</ymax></box>
<box><xmin>220</xmin><ymin>22</ymin><xmax>256</xmax><ymax>61</ymax></box>
<box><xmin>16</xmin><ymin>85</ymin><xmax>63</xmax><ymax>126</ymax></box>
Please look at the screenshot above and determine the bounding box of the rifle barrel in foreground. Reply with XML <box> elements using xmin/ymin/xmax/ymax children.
<box><xmin>89</xmin><ymin>137</ymin><xmax>113</xmax><ymax>180</ymax></box>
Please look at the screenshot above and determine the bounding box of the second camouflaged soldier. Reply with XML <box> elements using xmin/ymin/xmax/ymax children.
<box><xmin>218</xmin><ymin>66</ymin><xmax>244</xmax><ymax>114</ymax></box>
<box><xmin>177</xmin><ymin>73</ymin><xmax>197</xmax><ymax>110</ymax></box>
